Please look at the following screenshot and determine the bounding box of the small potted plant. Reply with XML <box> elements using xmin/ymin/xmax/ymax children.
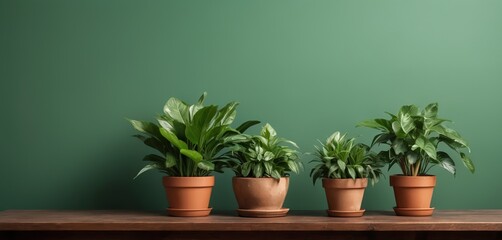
<box><xmin>129</xmin><ymin>92</ymin><xmax>259</xmax><ymax>217</ymax></box>
<box><xmin>358</xmin><ymin>103</ymin><xmax>474</xmax><ymax>216</ymax></box>
<box><xmin>310</xmin><ymin>131</ymin><xmax>383</xmax><ymax>217</ymax></box>
<box><xmin>225</xmin><ymin>123</ymin><xmax>302</xmax><ymax>218</ymax></box>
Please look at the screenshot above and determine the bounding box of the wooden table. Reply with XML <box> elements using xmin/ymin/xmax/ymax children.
<box><xmin>0</xmin><ymin>210</ymin><xmax>501</xmax><ymax>240</ymax></box>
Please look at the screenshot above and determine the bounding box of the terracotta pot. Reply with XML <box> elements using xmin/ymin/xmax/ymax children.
<box><xmin>322</xmin><ymin>178</ymin><xmax>367</xmax><ymax>217</ymax></box>
<box><xmin>390</xmin><ymin>175</ymin><xmax>436</xmax><ymax>216</ymax></box>
<box><xmin>232</xmin><ymin>177</ymin><xmax>290</xmax><ymax>217</ymax></box>
<box><xmin>162</xmin><ymin>176</ymin><xmax>214</xmax><ymax>217</ymax></box>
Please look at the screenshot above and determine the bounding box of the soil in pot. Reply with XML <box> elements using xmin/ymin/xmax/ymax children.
<box><xmin>232</xmin><ymin>177</ymin><xmax>289</xmax><ymax>217</ymax></box>
<box><xmin>322</xmin><ymin>178</ymin><xmax>367</xmax><ymax>217</ymax></box>
<box><xmin>162</xmin><ymin>176</ymin><xmax>214</xmax><ymax>217</ymax></box>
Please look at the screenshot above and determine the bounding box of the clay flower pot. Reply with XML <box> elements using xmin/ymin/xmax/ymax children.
<box><xmin>232</xmin><ymin>177</ymin><xmax>290</xmax><ymax>217</ymax></box>
<box><xmin>162</xmin><ymin>176</ymin><xmax>214</xmax><ymax>217</ymax></box>
<box><xmin>322</xmin><ymin>178</ymin><xmax>367</xmax><ymax>217</ymax></box>
<box><xmin>390</xmin><ymin>175</ymin><xmax>436</xmax><ymax>216</ymax></box>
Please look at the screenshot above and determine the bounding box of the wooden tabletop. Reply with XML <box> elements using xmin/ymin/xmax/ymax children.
<box><xmin>0</xmin><ymin>210</ymin><xmax>501</xmax><ymax>232</ymax></box>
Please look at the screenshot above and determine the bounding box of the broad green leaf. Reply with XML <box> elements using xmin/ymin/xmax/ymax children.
<box><xmin>134</xmin><ymin>164</ymin><xmax>158</xmax><ymax>179</ymax></box>
<box><xmin>460</xmin><ymin>152</ymin><xmax>475</xmax><ymax>173</ymax></box>
<box><xmin>399</xmin><ymin>113</ymin><xmax>415</xmax><ymax>134</ymax></box>
<box><xmin>185</xmin><ymin>105</ymin><xmax>218</xmax><ymax>145</ymax></box>
<box><xmin>215</xmin><ymin>102</ymin><xmax>239</xmax><ymax>126</ymax></box>
<box><xmin>165</xmin><ymin>153</ymin><xmax>176</xmax><ymax>168</ymax></box>
<box><xmin>197</xmin><ymin>160</ymin><xmax>214</xmax><ymax>171</ymax></box>
<box><xmin>144</xmin><ymin>137</ymin><xmax>165</xmax><ymax>154</ymax></box>
<box><xmin>400</xmin><ymin>104</ymin><xmax>419</xmax><ymax>116</ymax></box>
<box><xmin>442</xmin><ymin>127</ymin><xmax>469</xmax><ymax>148</ymax></box>
<box><xmin>406</xmin><ymin>152</ymin><xmax>418</xmax><ymax>165</ymax></box>
<box><xmin>159</xmin><ymin>128</ymin><xmax>188</xmax><ymax>150</ymax></box>
<box><xmin>337</xmin><ymin>159</ymin><xmax>346</xmax><ymax>171</ymax></box>
<box><xmin>415</xmin><ymin>136</ymin><xmax>437</xmax><ymax>160</ymax></box>
<box><xmin>143</xmin><ymin>154</ymin><xmax>164</xmax><ymax>163</ymax></box>
<box><xmin>392</xmin><ymin>139</ymin><xmax>407</xmax><ymax>155</ymax></box>
<box><xmin>180</xmin><ymin>149</ymin><xmax>203</xmax><ymax>163</ymax></box>
<box><xmin>423</xmin><ymin>103</ymin><xmax>438</xmax><ymax>118</ymax></box>
<box><xmin>357</xmin><ymin>119</ymin><xmax>391</xmax><ymax>131</ymax></box>
<box><xmin>437</xmin><ymin>151</ymin><xmax>455</xmax><ymax>175</ymax></box>
<box><xmin>163</xmin><ymin>97</ymin><xmax>188</xmax><ymax>123</ymax></box>
<box><xmin>263</xmin><ymin>151</ymin><xmax>274</xmax><ymax>161</ymax></box>
<box><xmin>371</xmin><ymin>133</ymin><xmax>392</xmax><ymax>146</ymax></box>
<box><xmin>129</xmin><ymin>120</ymin><xmax>159</xmax><ymax>136</ymax></box>
<box><xmin>425</xmin><ymin>118</ymin><xmax>450</xmax><ymax>129</ymax></box>
<box><xmin>236</xmin><ymin>120</ymin><xmax>260</xmax><ymax>133</ymax></box>
<box><xmin>328</xmin><ymin>165</ymin><xmax>338</xmax><ymax>177</ymax></box>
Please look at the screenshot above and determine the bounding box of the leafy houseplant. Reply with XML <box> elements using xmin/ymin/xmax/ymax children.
<box><xmin>310</xmin><ymin>132</ymin><xmax>383</xmax><ymax>217</ymax></box>
<box><xmin>358</xmin><ymin>103</ymin><xmax>474</xmax><ymax>216</ymax></box>
<box><xmin>226</xmin><ymin>124</ymin><xmax>301</xmax><ymax>217</ymax></box>
<box><xmin>129</xmin><ymin>92</ymin><xmax>259</xmax><ymax>217</ymax></box>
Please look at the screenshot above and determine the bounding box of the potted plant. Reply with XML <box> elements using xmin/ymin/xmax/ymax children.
<box><xmin>358</xmin><ymin>103</ymin><xmax>474</xmax><ymax>216</ymax></box>
<box><xmin>310</xmin><ymin>131</ymin><xmax>383</xmax><ymax>217</ymax></box>
<box><xmin>225</xmin><ymin>123</ymin><xmax>302</xmax><ymax>218</ymax></box>
<box><xmin>129</xmin><ymin>92</ymin><xmax>259</xmax><ymax>217</ymax></box>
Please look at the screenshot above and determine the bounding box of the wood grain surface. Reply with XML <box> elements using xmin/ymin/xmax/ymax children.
<box><xmin>1</xmin><ymin>210</ymin><xmax>501</xmax><ymax>231</ymax></box>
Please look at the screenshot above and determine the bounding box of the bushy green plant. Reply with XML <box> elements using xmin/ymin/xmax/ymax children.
<box><xmin>225</xmin><ymin>124</ymin><xmax>302</xmax><ymax>179</ymax></box>
<box><xmin>129</xmin><ymin>92</ymin><xmax>259</xmax><ymax>178</ymax></box>
<box><xmin>310</xmin><ymin>132</ymin><xmax>384</xmax><ymax>185</ymax></box>
<box><xmin>358</xmin><ymin>103</ymin><xmax>474</xmax><ymax>176</ymax></box>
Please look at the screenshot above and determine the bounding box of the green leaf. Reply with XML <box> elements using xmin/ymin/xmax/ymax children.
<box><xmin>134</xmin><ymin>164</ymin><xmax>158</xmax><ymax>179</ymax></box>
<box><xmin>143</xmin><ymin>154</ymin><xmax>164</xmax><ymax>163</ymax></box>
<box><xmin>287</xmin><ymin>160</ymin><xmax>300</xmax><ymax>174</ymax></box>
<box><xmin>392</xmin><ymin>139</ymin><xmax>407</xmax><ymax>155</ymax></box>
<box><xmin>159</xmin><ymin>128</ymin><xmax>188</xmax><ymax>150</ymax></box>
<box><xmin>371</xmin><ymin>133</ymin><xmax>392</xmax><ymax>147</ymax></box>
<box><xmin>163</xmin><ymin>97</ymin><xmax>188</xmax><ymax>123</ymax></box>
<box><xmin>406</xmin><ymin>152</ymin><xmax>418</xmax><ymax>165</ymax></box>
<box><xmin>241</xmin><ymin>162</ymin><xmax>251</xmax><ymax>176</ymax></box>
<box><xmin>197</xmin><ymin>160</ymin><xmax>214</xmax><ymax>171</ymax></box>
<box><xmin>271</xmin><ymin>170</ymin><xmax>282</xmax><ymax>179</ymax></box>
<box><xmin>460</xmin><ymin>152</ymin><xmax>475</xmax><ymax>173</ymax></box>
<box><xmin>357</xmin><ymin>119</ymin><xmax>391</xmax><ymax>131</ymax></box>
<box><xmin>263</xmin><ymin>161</ymin><xmax>273</xmax><ymax>174</ymax></box>
<box><xmin>197</xmin><ymin>92</ymin><xmax>207</xmax><ymax>105</ymax></box>
<box><xmin>399</xmin><ymin>113</ymin><xmax>415</xmax><ymax>134</ymax></box>
<box><xmin>261</xmin><ymin>123</ymin><xmax>277</xmax><ymax>139</ymax></box>
<box><xmin>185</xmin><ymin>105</ymin><xmax>218</xmax><ymax>145</ymax></box>
<box><xmin>423</xmin><ymin>103</ymin><xmax>438</xmax><ymax>118</ymax></box>
<box><xmin>414</xmin><ymin>136</ymin><xmax>437</xmax><ymax>160</ymax></box>
<box><xmin>347</xmin><ymin>166</ymin><xmax>356</xmax><ymax>179</ymax></box>
<box><xmin>253</xmin><ymin>163</ymin><xmax>263</xmax><ymax>177</ymax></box>
<box><xmin>337</xmin><ymin>159</ymin><xmax>346</xmax><ymax>171</ymax></box>
<box><xmin>129</xmin><ymin>120</ymin><xmax>159</xmax><ymax>136</ymax></box>
<box><xmin>236</xmin><ymin>120</ymin><xmax>260</xmax><ymax>133</ymax></box>
<box><xmin>165</xmin><ymin>153</ymin><xmax>176</xmax><ymax>168</ymax></box>
<box><xmin>180</xmin><ymin>149</ymin><xmax>203</xmax><ymax>163</ymax></box>
<box><xmin>437</xmin><ymin>151</ymin><xmax>455</xmax><ymax>175</ymax></box>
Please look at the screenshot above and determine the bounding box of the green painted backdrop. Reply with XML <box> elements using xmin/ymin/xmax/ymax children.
<box><xmin>1</xmin><ymin>0</ymin><xmax>501</xmax><ymax>211</ymax></box>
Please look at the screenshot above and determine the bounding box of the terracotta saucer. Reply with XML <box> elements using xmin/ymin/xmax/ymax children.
<box><xmin>167</xmin><ymin>208</ymin><xmax>212</xmax><ymax>217</ymax></box>
<box><xmin>236</xmin><ymin>208</ymin><xmax>289</xmax><ymax>218</ymax></box>
<box><xmin>327</xmin><ymin>209</ymin><xmax>365</xmax><ymax>217</ymax></box>
<box><xmin>393</xmin><ymin>207</ymin><xmax>435</xmax><ymax>217</ymax></box>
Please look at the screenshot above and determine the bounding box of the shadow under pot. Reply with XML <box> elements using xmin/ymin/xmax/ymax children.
<box><xmin>162</xmin><ymin>176</ymin><xmax>214</xmax><ymax>217</ymax></box>
<box><xmin>232</xmin><ymin>177</ymin><xmax>290</xmax><ymax>218</ymax></box>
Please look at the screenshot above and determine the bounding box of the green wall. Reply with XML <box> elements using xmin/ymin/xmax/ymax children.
<box><xmin>1</xmin><ymin>0</ymin><xmax>501</xmax><ymax>211</ymax></box>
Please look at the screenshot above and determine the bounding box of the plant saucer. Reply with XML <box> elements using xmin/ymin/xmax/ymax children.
<box><xmin>236</xmin><ymin>208</ymin><xmax>289</xmax><ymax>218</ymax></box>
<box><xmin>327</xmin><ymin>209</ymin><xmax>365</xmax><ymax>217</ymax></box>
<box><xmin>393</xmin><ymin>207</ymin><xmax>435</xmax><ymax>217</ymax></box>
<box><xmin>167</xmin><ymin>208</ymin><xmax>212</xmax><ymax>217</ymax></box>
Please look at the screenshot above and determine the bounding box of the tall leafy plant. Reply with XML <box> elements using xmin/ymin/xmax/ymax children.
<box><xmin>226</xmin><ymin>124</ymin><xmax>302</xmax><ymax>179</ymax></box>
<box><xmin>129</xmin><ymin>92</ymin><xmax>259</xmax><ymax>178</ymax></box>
<box><xmin>310</xmin><ymin>132</ymin><xmax>383</xmax><ymax>185</ymax></box>
<box><xmin>358</xmin><ymin>103</ymin><xmax>474</xmax><ymax>176</ymax></box>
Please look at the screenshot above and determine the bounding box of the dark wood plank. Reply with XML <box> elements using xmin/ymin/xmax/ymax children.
<box><xmin>0</xmin><ymin>210</ymin><xmax>501</xmax><ymax>232</ymax></box>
